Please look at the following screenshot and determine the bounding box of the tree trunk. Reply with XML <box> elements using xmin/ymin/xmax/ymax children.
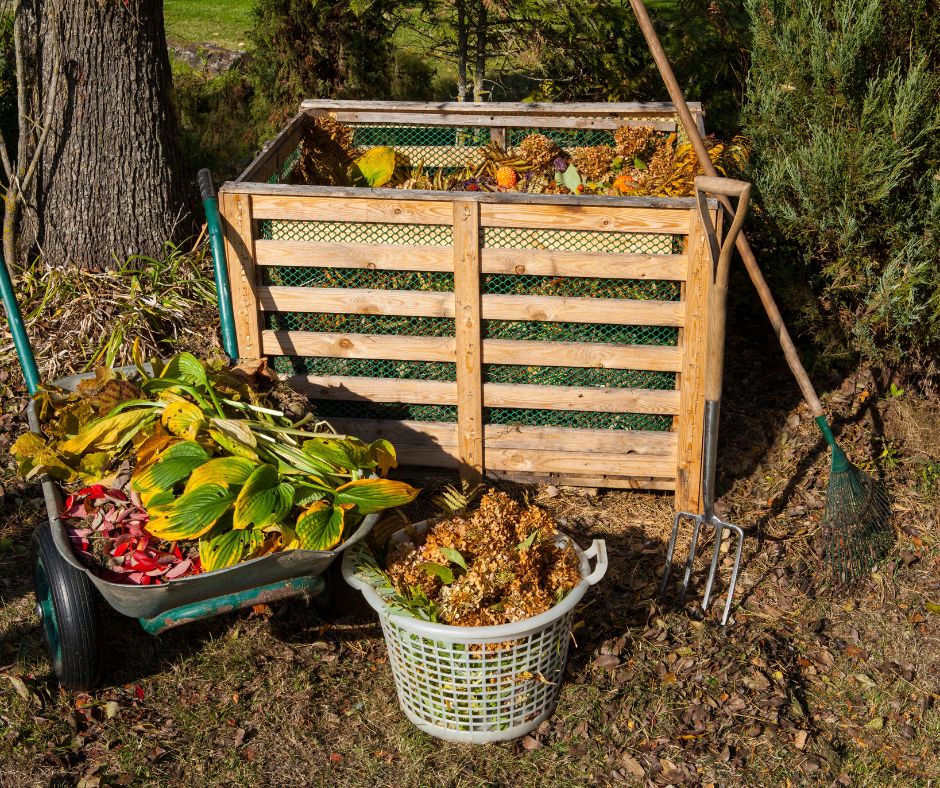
<box><xmin>17</xmin><ymin>0</ymin><xmax>188</xmax><ymax>270</ymax></box>
<box><xmin>455</xmin><ymin>0</ymin><xmax>468</xmax><ymax>101</ymax></box>
<box><xmin>472</xmin><ymin>0</ymin><xmax>487</xmax><ymax>102</ymax></box>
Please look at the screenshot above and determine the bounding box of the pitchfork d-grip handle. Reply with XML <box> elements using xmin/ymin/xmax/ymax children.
<box><xmin>695</xmin><ymin>176</ymin><xmax>751</xmax><ymax>401</ymax></box>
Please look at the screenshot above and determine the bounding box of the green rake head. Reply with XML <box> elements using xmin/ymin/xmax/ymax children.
<box><xmin>816</xmin><ymin>416</ymin><xmax>894</xmax><ymax>582</ymax></box>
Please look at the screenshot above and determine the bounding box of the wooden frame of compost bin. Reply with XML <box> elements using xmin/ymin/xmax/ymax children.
<box><xmin>218</xmin><ymin>100</ymin><xmax>717</xmax><ymax>512</ymax></box>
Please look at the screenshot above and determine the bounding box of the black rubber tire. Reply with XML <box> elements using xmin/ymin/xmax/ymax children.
<box><xmin>30</xmin><ymin>521</ymin><xmax>102</xmax><ymax>689</ymax></box>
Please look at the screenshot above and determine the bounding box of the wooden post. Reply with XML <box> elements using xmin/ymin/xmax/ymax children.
<box><xmin>452</xmin><ymin>200</ymin><xmax>484</xmax><ymax>484</ymax></box>
<box><xmin>675</xmin><ymin>209</ymin><xmax>710</xmax><ymax>512</ymax></box>
<box><xmin>219</xmin><ymin>191</ymin><xmax>262</xmax><ymax>359</ymax></box>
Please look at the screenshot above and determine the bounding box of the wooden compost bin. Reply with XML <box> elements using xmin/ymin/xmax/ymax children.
<box><xmin>219</xmin><ymin>100</ymin><xmax>716</xmax><ymax>512</ymax></box>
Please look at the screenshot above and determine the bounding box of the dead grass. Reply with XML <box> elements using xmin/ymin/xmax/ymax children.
<box><xmin>1</xmin><ymin>274</ymin><xmax>939</xmax><ymax>785</ymax></box>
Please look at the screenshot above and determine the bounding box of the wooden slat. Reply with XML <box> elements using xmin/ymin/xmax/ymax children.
<box><xmin>482</xmin><ymin>249</ymin><xmax>688</xmax><ymax>281</ymax></box>
<box><xmin>219</xmin><ymin>192</ymin><xmax>261</xmax><ymax>359</ymax></box>
<box><xmin>289</xmin><ymin>376</ymin><xmax>455</xmax><ymax>404</ymax></box>
<box><xmin>484</xmin><ymin>383</ymin><xmax>679</xmax><ymax>413</ymax></box>
<box><xmin>261</xmin><ymin>331</ymin><xmax>681</xmax><ymax>372</ymax></box>
<box><xmin>482</xmin><ymin>340</ymin><xmax>683</xmax><ymax>372</ymax></box>
<box><xmin>675</xmin><ymin>209</ymin><xmax>709</xmax><ymax>512</ymax></box>
<box><xmin>299</xmin><ymin>99</ymin><xmax>703</xmax><ymax>117</ymax></box>
<box><xmin>287</xmin><ymin>375</ymin><xmax>679</xmax><ymax>413</ymax></box>
<box><xmin>258</xmin><ymin>287</ymin><xmax>454</xmax><ymax>317</ymax></box>
<box><xmin>236</xmin><ymin>112</ymin><xmax>307</xmax><ymax>185</ymax></box>
<box><xmin>488</xmin><ymin>471</ymin><xmax>676</xmax><ymax>491</ymax></box>
<box><xmin>482</xmin><ymin>294</ymin><xmax>684</xmax><ymax>326</ymax></box>
<box><xmin>325</xmin><ymin>419</ymin><xmax>676</xmax><ymax>456</ymax></box>
<box><xmin>329</xmin><ymin>112</ymin><xmax>676</xmax><ymax>131</ymax></box>
<box><xmin>250</xmin><ymin>195</ymin><xmax>454</xmax><ymax>225</ymax></box>
<box><xmin>222</xmin><ymin>182</ymin><xmax>703</xmax><ymax>211</ymax></box>
<box><xmin>453</xmin><ymin>200</ymin><xmax>484</xmax><ymax>482</ymax></box>
<box><xmin>255</xmin><ymin>240</ymin><xmax>454</xmax><ymax>271</ymax></box>
<box><xmin>261</xmin><ymin>331</ymin><xmax>456</xmax><ymax>361</ymax></box>
<box><xmin>484</xmin><ymin>447</ymin><xmax>675</xmax><ymax>477</ymax></box>
<box><xmin>480</xmin><ymin>203</ymin><xmax>690</xmax><ymax>234</ymax></box>
<box><xmin>258</xmin><ymin>286</ymin><xmax>683</xmax><ymax>326</ymax></box>
<box><xmin>255</xmin><ymin>241</ymin><xmax>686</xmax><ymax>281</ymax></box>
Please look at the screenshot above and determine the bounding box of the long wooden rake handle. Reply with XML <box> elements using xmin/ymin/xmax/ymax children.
<box><xmin>628</xmin><ymin>0</ymin><xmax>825</xmax><ymax>417</ymax></box>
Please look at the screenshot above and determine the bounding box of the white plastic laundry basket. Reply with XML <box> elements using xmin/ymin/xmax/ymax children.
<box><xmin>342</xmin><ymin>523</ymin><xmax>608</xmax><ymax>743</ymax></box>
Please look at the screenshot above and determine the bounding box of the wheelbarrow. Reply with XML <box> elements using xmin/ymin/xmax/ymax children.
<box><xmin>1</xmin><ymin>171</ymin><xmax>376</xmax><ymax>689</ymax></box>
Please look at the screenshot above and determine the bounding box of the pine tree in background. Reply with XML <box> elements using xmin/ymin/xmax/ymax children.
<box><xmin>744</xmin><ymin>0</ymin><xmax>940</xmax><ymax>369</ymax></box>
<box><xmin>249</xmin><ymin>0</ymin><xmax>397</xmax><ymax>130</ymax></box>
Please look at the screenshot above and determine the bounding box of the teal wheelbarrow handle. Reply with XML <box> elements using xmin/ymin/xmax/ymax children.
<box><xmin>0</xmin><ymin>255</ymin><xmax>40</xmax><ymax>394</ymax></box>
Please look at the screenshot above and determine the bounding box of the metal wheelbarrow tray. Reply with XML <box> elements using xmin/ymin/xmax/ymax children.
<box><xmin>28</xmin><ymin>368</ymin><xmax>377</xmax><ymax>688</ymax></box>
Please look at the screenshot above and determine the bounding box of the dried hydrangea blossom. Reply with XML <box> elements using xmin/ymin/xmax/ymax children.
<box><xmin>385</xmin><ymin>490</ymin><xmax>581</xmax><ymax>627</ymax></box>
<box><xmin>569</xmin><ymin>145</ymin><xmax>616</xmax><ymax>181</ymax></box>
<box><xmin>614</xmin><ymin>124</ymin><xmax>656</xmax><ymax>160</ymax></box>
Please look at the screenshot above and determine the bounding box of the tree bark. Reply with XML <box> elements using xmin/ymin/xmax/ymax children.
<box><xmin>17</xmin><ymin>0</ymin><xmax>188</xmax><ymax>270</ymax></box>
<box><xmin>472</xmin><ymin>0</ymin><xmax>487</xmax><ymax>102</ymax></box>
<box><xmin>455</xmin><ymin>0</ymin><xmax>468</xmax><ymax>101</ymax></box>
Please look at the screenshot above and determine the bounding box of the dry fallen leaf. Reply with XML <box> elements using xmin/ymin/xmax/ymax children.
<box><xmin>794</xmin><ymin>730</ymin><xmax>809</xmax><ymax>750</ymax></box>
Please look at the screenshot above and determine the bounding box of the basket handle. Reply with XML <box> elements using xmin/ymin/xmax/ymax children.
<box><xmin>583</xmin><ymin>539</ymin><xmax>608</xmax><ymax>585</ymax></box>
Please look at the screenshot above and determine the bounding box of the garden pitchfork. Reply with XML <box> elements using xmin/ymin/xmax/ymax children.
<box><xmin>660</xmin><ymin>176</ymin><xmax>751</xmax><ymax>626</ymax></box>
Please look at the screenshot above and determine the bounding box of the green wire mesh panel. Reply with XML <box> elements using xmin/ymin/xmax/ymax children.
<box><xmin>272</xmin><ymin>355</ymin><xmax>456</xmax><ymax>381</ymax></box>
<box><xmin>483</xmin><ymin>320</ymin><xmax>677</xmax><ymax>346</ymax></box>
<box><xmin>259</xmin><ymin>220</ymin><xmax>452</xmax><ymax>245</ymax></box>
<box><xmin>506</xmin><ymin>127</ymin><xmax>616</xmax><ymax>148</ymax></box>
<box><xmin>483</xmin><ymin>273</ymin><xmax>679</xmax><ymax>300</ymax></box>
<box><xmin>309</xmin><ymin>400</ymin><xmax>459</xmax><ymax>423</ymax></box>
<box><xmin>263</xmin><ymin>267</ymin><xmax>454</xmax><ymax>291</ymax></box>
<box><xmin>266</xmin><ymin>312</ymin><xmax>456</xmax><ymax>337</ymax></box>
<box><xmin>486</xmin><ymin>408</ymin><xmax>673</xmax><ymax>431</ymax></box>
<box><xmin>484</xmin><ymin>365</ymin><xmax>674</xmax><ymax>389</ymax></box>
<box><xmin>483</xmin><ymin>226</ymin><xmax>683</xmax><ymax>255</ymax></box>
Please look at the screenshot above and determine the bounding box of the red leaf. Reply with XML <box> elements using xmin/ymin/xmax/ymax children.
<box><xmin>134</xmin><ymin>685</ymin><xmax>145</xmax><ymax>701</ymax></box>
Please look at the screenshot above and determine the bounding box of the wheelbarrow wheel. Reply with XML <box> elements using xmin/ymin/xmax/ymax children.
<box><xmin>30</xmin><ymin>521</ymin><xmax>102</xmax><ymax>689</ymax></box>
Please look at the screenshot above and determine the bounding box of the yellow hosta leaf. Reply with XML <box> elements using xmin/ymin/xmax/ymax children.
<box><xmin>161</xmin><ymin>400</ymin><xmax>205</xmax><ymax>440</ymax></box>
<box><xmin>182</xmin><ymin>457</ymin><xmax>257</xmax><ymax>494</ymax></box>
<box><xmin>333</xmin><ymin>478</ymin><xmax>420</xmax><ymax>514</ymax></box>
<box><xmin>59</xmin><ymin>408</ymin><xmax>151</xmax><ymax>456</ymax></box>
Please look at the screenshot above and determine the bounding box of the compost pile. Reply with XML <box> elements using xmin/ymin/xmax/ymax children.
<box><xmin>11</xmin><ymin>352</ymin><xmax>418</xmax><ymax>585</ymax></box>
<box><xmin>382</xmin><ymin>490</ymin><xmax>581</xmax><ymax>626</ymax></box>
<box><xmin>292</xmin><ymin>116</ymin><xmax>747</xmax><ymax>197</ymax></box>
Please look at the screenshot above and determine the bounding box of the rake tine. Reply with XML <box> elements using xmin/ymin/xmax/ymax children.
<box><xmin>659</xmin><ymin>510</ymin><xmax>687</xmax><ymax>597</ymax></box>
<box><xmin>701</xmin><ymin>519</ymin><xmax>725</xmax><ymax>612</ymax></box>
<box><xmin>679</xmin><ymin>516</ymin><xmax>704</xmax><ymax>604</ymax></box>
<box><xmin>719</xmin><ymin>522</ymin><xmax>745</xmax><ymax>626</ymax></box>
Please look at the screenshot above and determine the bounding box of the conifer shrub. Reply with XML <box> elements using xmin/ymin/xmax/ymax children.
<box><xmin>744</xmin><ymin>0</ymin><xmax>940</xmax><ymax>369</ymax></box>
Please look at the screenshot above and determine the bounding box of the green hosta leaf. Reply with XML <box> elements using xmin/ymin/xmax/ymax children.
<box><xmin>160</xmin><ymin>352</ymin><xmax>209</xmax><ymax>388</ymax></box>
<box><xmin>294</xmin><ymin>502</ymin><xmax>349</xmax><ymax>551</ymax></box>
<box><xmin>439</xmin><ymin>547</ymin><xmax>467</xmax><ymax>570</ymax></box>
<box><xmin>420</xmin><ymin>562</ymin><xmax>454</xmax><ymax>585</ymax></box>
<box><xmin>233</xmin><ymin>464</ymin><xmax>294</xmax><ymax>530</ymax></box>
<box><xmin>293</xmin><ymin>481</ymin><xmax>327</xmax><ymax>507</ymax></box>
<box><xmin>302</xmin><ymin>436</ymin><xmax>374</xmax><ymax>472</ymax></box>
<box><xmin>58</xmin><ymin>408</ymin><xmax>151</xmax><ymax>456</ymax></box>
<box><xmin>183</xmin><ymin>457</ymin><xmax>257</xmax><ymax>494</ymax></box>
<box><xmin>350</xmin><ymin>146</ymin><xmax>396</xmax><ymax>187</ymax></box>
<box><xmin>131</xmin><ymin>440</ymin><xmax>209</xmax><ymax>495</ymax></box>
<box><xmin>161</xmin><ymin>400</ymin><xmax>206</xmax><ymax>440</ymax></box>
<box><xmin>210</xmin><ymin>418</ymin><xmax>257</xmax><ymax>449</ymax></box>
<box><xmin>207</xmin><ymin>428</ymin><xmax>258</xmax><ymax>461</ymax></box>
<box><xmin>199</xmin><ymin>528</ymin><xmax>252</xmax><ymax>573</ymax></box>
<box><xmin>633</xmin><ymin>157</ymin><xmax>648</xmax><ymax>171</ymax></box>
<box><xmin>333</xmin><ymin>478</ymin><xmax>420</xmax><ymax>514</ymax></box>
<box><xmin>77</xmin><ymin>451</ymin><xmax>112</xmax><ymax>481</ymax></box>
<box><xmin>146</xmin><ymin>483</ymin><xmax>236</xmax><ymax>541</ymax></box>
<box><xmin>370</xmin><ymin>439</ymin><xmax>397</xmax><ymax>476</ymax></box>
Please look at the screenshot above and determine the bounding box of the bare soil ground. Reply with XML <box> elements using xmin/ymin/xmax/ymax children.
<box><xmin>0</xmin><ymin>266</ymin><xmax>938</xmax><ymax>787</ymax></box>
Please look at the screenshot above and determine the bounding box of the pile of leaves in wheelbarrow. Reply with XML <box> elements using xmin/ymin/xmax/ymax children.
<box><xmin>10</xmin><ymin>349</ymin><xmax>419</xmax><ymax>585</ymax></box>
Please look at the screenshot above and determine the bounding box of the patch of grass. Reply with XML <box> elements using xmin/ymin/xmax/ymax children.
<box><xmin>164</xmin><ymin>0</ymin><xmax>254</xmax><ymax>50</ymax></box>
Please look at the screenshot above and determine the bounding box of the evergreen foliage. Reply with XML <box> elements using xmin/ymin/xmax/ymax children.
<box><xmin>248</xmin><ymin>0</ymin><xmax>398</xmax><ymax>130</ymax></box>
<box><xmin>744</xmin><ymin>0</ymin><xmax>940</xmax><ymax>367</ymax></box>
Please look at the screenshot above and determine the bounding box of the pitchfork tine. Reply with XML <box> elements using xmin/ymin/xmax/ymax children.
<box><xmin>679</xmin><ymin>516</ymin><xmax>704</xmax><ymax>604</ymax></box>
<box><xmin>701</xmin><ymin>520</ymin><xmax>724</xmax><ymax>612</ymax></box>
<box><xmin>659</xmin><ymin>510</ymin><xmax>688</xmax><ymax>597</ymax></box>
<box><xmin>720</xmin><ymin>523</ymin><xmax>745</xmax><ymax>626</ymax></box>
